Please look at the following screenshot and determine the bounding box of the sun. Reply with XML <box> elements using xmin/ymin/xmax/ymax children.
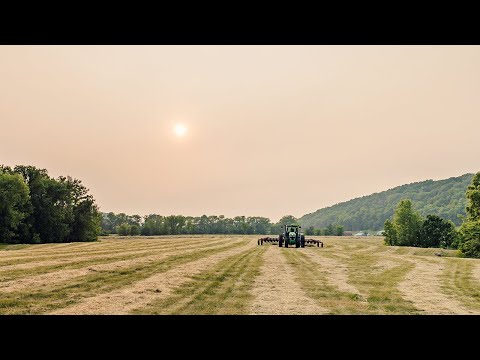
<box><xmin>174</xmin><ymin>123</ymin><xmax>187</xmax><ymax>137</ymax></box>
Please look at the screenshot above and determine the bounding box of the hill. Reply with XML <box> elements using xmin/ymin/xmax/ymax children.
<box><xmin>299</xmin><ymin>173</ymin><xmax>474</xmax><ymax>231</ymax></box>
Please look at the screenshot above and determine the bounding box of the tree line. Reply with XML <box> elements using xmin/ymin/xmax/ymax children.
<box><xmin>101</xmin><ymin>213</ymin><xmax>344</xmax><ymax>237</ymax></box>
<box><xmin>0</xmin><ymin>165</ymin><xmax>100</xmax><ymax>244</ymax></box>
<box><xmin>384</xmin><ymin>172</ymin><xmax>480</xmax><ymax>258</ymax></box>
<box><xmin>300</xmin><ymin>174</ymin><xmax>473</xmax><ymax>230</ymax></box>
<box><xmin>304</xmin><ymin>224</ymin><xmax>344</xmax><ymax>236</ymax></box>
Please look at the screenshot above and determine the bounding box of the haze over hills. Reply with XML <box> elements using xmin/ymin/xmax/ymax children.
<box><xmin>299</xmin><ymin>174</ymin><xmax>474</xmax><ymax>231</ymax></box>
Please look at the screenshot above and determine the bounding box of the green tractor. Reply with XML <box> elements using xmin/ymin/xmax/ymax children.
<box><xmin>257</xmin><ymin>224</ymin><xmax>324</xmax><ymax>247</ymax></box>
<box><xmin>279</xmin><ymin>224</ymin><xmax>305</xmax><ymax>248</ymax></box>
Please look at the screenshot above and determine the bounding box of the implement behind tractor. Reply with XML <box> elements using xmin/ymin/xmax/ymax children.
<box><xmin>257</xmin><ymin>224</ymin><xmax>323</xmax><ymax>248</ymax></box>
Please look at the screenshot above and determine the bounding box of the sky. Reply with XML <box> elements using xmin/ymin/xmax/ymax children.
<box><xmin>1</xmin><ymin>45</ymin><xmax>479</xmax><ymax>222</ymax></box>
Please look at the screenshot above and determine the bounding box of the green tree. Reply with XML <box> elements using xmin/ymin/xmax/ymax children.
<box><xmin>142</xmin><ymin>214</ymin><xmax>164</xmax><ymax>235</ymax></box>
<box><xmin>465</xmin><ymin>172</ymin><xmax>480</xmax><ymax>221</ymax></box>
<box><xmin>117</xmin><ymin>223</ymin><xmax>131</xmax><ymax>236</ymax></box>
<box><xmin>247</xmin><ymin>216</ymin><xmax>271</xmax><ymax>234</ymax></box>
<box><xmin>459</xmin><ymin>172</ymin><xmax>480</xmax><ymax>257</ymax></box>
<box><xmin>384</xmin><ymin>199</ymin><xmax>423</xmax><ymax>246</ymax></box>
<box><xmin>324</xmin><ymin>224</ymin><xmax>334</xmax><ymax>236</ymax></box>
<box><xmin>418</xmin><ymin>215</ymin><xmax>457</xmax><ymax>248</ymax></box>
<box><xmin>313</xmin><ymin>228</ymin><xmax>322</xmax><ymax>236</ymax></box>
<box><xmin>383</xmin><ymin>219</ymin><xmax>397</xmax><ymax>245</ymax></box>
<box><xmin>164</xmin><ymin>215</ymin><xmax>186</xmax><ymax>235</ymax></box>
<box><xmin>130</xmin><ymin>224</ymin><xmax>140</xmax><ymax>236</ymax></box>
<box><xmin>460</xmin><ymin>234</ymin><xmax>480</xmax><ymax>258</ymax></box>
<box><xmin>62</xmin><ymin>176</ymin><xmax>100</xmax><ymax>242</ymax></box>
<box><xmin>334</xmin><ymin>225</ymin><xmax>344</xmax><ymax>236</ymax></box>
<box><xmin>0</xmin><ymin>172</ymin><xmax>31</xmax><ymax>243</ymax></box>
<box><xmin>14</xmin><ymin>166</ymin><xmax>71</xmax><ymax>243</ymax></box>
<box><xmin>305</xmin><ymin>226</ymin><xmax>314</xmax><ymax>236</ymax></box>
<box><xmin>392</xmin><ymin>199</ymin><xmax>423</xmax><ymax>246</ymax></box>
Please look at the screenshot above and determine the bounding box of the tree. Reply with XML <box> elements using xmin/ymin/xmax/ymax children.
<box><xmin>0</xmin><ymin>172</ymin><xmax>31</xmax><ymax>243</ymax></box>
<box><xmin>465</xmin><ymin>172</ymin><xmax>480</xmax><ymax>221</ymax></box>
<box><xmin>247</xmin><ymin>216</ymin><xmax>271</xmax><ymax>234</ymax></box>
<box><xmin>384</xmin><ymin>199</ymin><xmax>423</xmax><ymax>246</ymax></box>
<box><xmin>334</xmin><ymin>225</ymin><xmax>344</xmax><ymax>236</ymax></box>
<box><xmin>117</xmin><ymin>223</ymin><xmax>131</xmax><ymax>236</ymax></box>
<box><xmin>313</xmin><ymin>228</ymin><xmax>322</xmax><ymax>236</ymax></box>
<box><xmin>324</xmin><ymin>224</ymin><xmax>334</xmax><ymax>236</ymax></box>
<box><xmin>0</xmin><ymin>165</ymin><xmax>100</xmax><ymax>243</ymax></box>
<box><xmin>459</xmin><ymin>172</ymin><xmax>480</xmax><ymax>257</ymax></box>
<box><xmin>305</xmin><ymin>226</ymin><xmax>314</xmax><ymax>236</ymax></box>
<box><xmin>164</xmin><ymin>215</ymin><xmax>186</xmax><ymax>235</ymax></box>
<box><xmin>392</xmin><ymin>199</ymin><xmax>423</xmax><ymax>246</ymax></box>
<box><xmin>142</xmin><ymin>214</ymin><xmax>164</xmax><ymax>235</ymax></box>
<box><xmin>460</xmin><ymin>236</ymin><xmax>480</xmax><ymax>258</ymax></box>
<box><xmin>130</xmin><ymin>224</ymin><xmax>140</xmax><ymax>236</ymax></box>
<box><xmin>61</xmin><ymin>176</ymin><xmax>100</xmax><ymax>242</ymax></box>
<box><xmin>14</xmin><ymin>166</ymin><xmax>71</xmax><ymax>243</ymax></box>
<box><xmin>383</xmin><ymin>219</ymin><xmax>397</xmax><ymax>245</ymax></box>
<box><xmin>418</xmin><ymin>215</ymin><xmax>457</xmax><ymax>248</ymax></box>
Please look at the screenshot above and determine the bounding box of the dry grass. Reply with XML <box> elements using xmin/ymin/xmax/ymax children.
<box><xmin>249</xmin><ymin>246</ymin><xmax>326</xmax><ymax>314</ymax></box>
<box><xmin>441</xmin><ymin>258</ymin><xmax>480</xmax><ymax>311</ymax></box>
<box><xmin>133</xmin><ymin>246</ymin><xmax>266</xmax><ymax>314</ymax></box>
<box><xmin>0</xmin><ymin>235</ymin><xmax>479</xmax><ymax>314</ymax></box>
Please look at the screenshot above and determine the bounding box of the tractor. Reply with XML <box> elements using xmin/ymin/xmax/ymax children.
<box><xmin>279</xmin><ymin>224</ymin><xmax>304</xmax><ymax>248</ymax></box>
<box><xmin>257</xmin><ymin>224</ymin><xmax>323</xmax><ymax>247</ymax></box>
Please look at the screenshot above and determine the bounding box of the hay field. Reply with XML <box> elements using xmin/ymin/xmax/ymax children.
<box><xmin>1</xmin><ymin>235</ymin><xmax>479</xmax><ymax>314</ymax></box>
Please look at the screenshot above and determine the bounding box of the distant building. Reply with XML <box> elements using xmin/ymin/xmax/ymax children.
<box><xmin>376</xmin><ymin>230</ymin><xmax>385</xmax><ymax>236</ymax></box>
<box><xmin>354</xmin><ymin>232</ymin><xmax>367</xmax><ymax>237</ymax></box>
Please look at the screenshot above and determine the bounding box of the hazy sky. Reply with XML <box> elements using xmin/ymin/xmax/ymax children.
<box><xmin>1</xmin><ymin>46</ymin><xmax>479</xmax><ymax>221</ymax></box>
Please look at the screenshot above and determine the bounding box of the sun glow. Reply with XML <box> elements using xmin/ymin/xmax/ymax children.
<box><xmin>174</xmin><ymin>124</ymin><xmax>187</xmax><ymax>137</ymax></box>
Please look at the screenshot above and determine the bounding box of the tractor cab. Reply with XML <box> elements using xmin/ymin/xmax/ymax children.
<box><xmin>287</xmin><ymin>225</ymin><xmax>299</xmax><ymax>240</ymax></box>
<box><xmin>279</xmin><ymin>224</ymin><xmax>305</xmax><ymax>248</ymax></box>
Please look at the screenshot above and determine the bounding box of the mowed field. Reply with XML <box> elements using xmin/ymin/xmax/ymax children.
<box><xmin>1</xmin><ymin>235</ymin><xmax>480</xmax><ymax>314</ymax></box>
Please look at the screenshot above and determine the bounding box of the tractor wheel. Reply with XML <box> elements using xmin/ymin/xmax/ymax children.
<box><xmin>278</xmin><ymin>234</ymin><xmax>284</xmax><ymax>247</ymax></box>
<box><xmin>285</xmin><ymin>239</ymin><xmax>289</xmax><ymax>248</ymax></box>
<box><xmin>301</xmin><ymin>235</ymin><xmax>305</xmax><ymax>248</ymax></box>
<box><xmin>295</xmin><ymin>238</ymin><xmax>300</xmax><ymax>248</ymax></box>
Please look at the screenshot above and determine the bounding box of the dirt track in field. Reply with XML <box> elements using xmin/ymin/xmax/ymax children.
<box><xmin>249</xmin><ymin>246</ymin><xmax>326</xmax><ymax>314</ymax></box>
<box><xmin>1</xmin><ymin>236</ymin><xmax>479</xmax><ymax>314</ymax></box>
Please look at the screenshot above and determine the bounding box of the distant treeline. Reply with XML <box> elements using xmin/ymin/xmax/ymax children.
<box><xmin>0</xmin><ymin>165</ymin><xmax>100</xmax><ymax>244</ymax></box>
<box><xmin>304</xmin><ymin>225</ymin><xmax>344</xmax><ymax>236</ymax></box>
<box><xmin>101</xmin><ymin>213</ymin><xmax>346</xmax><ymax>237</ymax></box>
<box><xmin>300</xmin><ymin>174</ymin><xmax>473</xmax><ymax>230</ymax></box>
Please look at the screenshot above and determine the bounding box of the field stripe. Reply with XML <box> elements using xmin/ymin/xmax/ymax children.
<box><xmin>0</xmin><ymin>240</ymin><xmax>248</xmax><ymax>314</ymax></box>
<box><xmin>133</xmin><ymin>245</ymin><xmax>266</xmax><ymax>314</ymax></box>
<box><xmin>441</xmin><ymin>258</ymin><xmax>480</xmax><ymax>312</ymax></box>
<box><xmin>249</xmin><ymin>245</ymin><xmax>327</xmax><ymax>314</ymax></box>
<box><xmin>303</xmin><ymin>250</ymin><xmax>363</xmax><ymax>298</ymax></box>
<box><xmin>398</xmin><ymin>256</ymin><xmax>473</xmax><ymax>314</ymax></box>
<box><xmin>0</xmin><ymin>238</ymin><xmax>232</xmax><ymax>283</ymax></box>
<box><xmin>0</xmin><ymin>237</ymin><xmax>213</xmax><ymax>266</ymax></box>
<box><xmin>0</xmin><ymin>238</ymin><xmax>238</xmax><ymax>293</ymax></box>
<box><xmin>52</xmin><ymin>239</ymin><xmax>257</xmax><ymax>314</ymax></box>
<box><xmin>282</xmin><ymin>249</ymin><xmax>366</xmax><ymax>314</ymax></box>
